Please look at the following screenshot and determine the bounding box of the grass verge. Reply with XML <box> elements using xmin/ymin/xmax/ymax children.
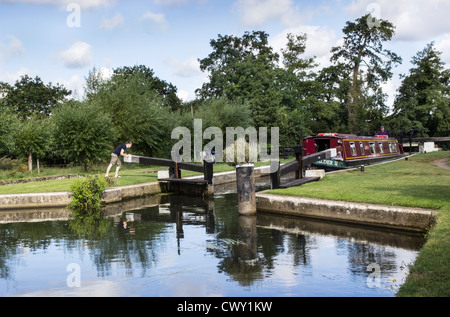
<box><xmin>268</xmin><ymin>151</ymin><xmax>450</xmax><ymax>297</ymax></box>
<box><xmin>0</xmin><ymin>159</ymin><xmax>291</xmax><ymax>194</ymax></box>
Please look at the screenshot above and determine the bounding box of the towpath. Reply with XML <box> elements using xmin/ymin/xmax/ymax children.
<box><xmin>433</xmin><ymin>158</ymin><xmax>450</xmax><ymax>170</ymax></box>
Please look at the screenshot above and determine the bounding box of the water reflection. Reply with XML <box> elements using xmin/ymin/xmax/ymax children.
<box><xmin>0</xmin><ymin>182</ymin><xmax>425</xmax><ymax>297</ymax></box>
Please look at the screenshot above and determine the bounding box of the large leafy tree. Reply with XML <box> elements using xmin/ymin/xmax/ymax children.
<box><xmin>390</xmin><ymin>43</ymin><xmax>450</xmax><ymax>136</ymax></box>
<box><xmin>330</xmin><ymin>14</ymin><xmax>401</xmax><ymax>132</ymax></box>
<box><xmin>14</xmin><ymin>117</ymin><xmax>51</xmax><ymax>171</ymax></box>
<box><xmin>311</xmin><ymin>64</ymin><xmax>350</xmax><ymax>133</ymax></box>
<box><xmin>0</xmin><ymin>75</ymin><xmax>71</xmax><ymax>169</ymax></box>
<box><xmin>88</xmin><ymin>68</ymin><xmax>175</xmax><ymax>157</ymax></box>
<box><xmin>197</xmin><ymin>31</ymin><xmax>282</xmax><ymax>129</ymax></box>
<box><xmin>86</xmin><ymin>65</ymin><xmax>182</xmax><ymax>113</ymax></box>
<box><xmin>51</xmin><ymin>101</ymin><xmax>115</xmax><ymax>170</ymax></box>
<box><xmin>0</xmin><ymin>75</ymin><xmax>71</xmax><ymax>120</ymax></box>
<box><xmin>0</xmin><ymin>109</ymin><xmax>20</xmax><ymax>157</ymax></box>
<box><xmin>197</xmin><ymin>31</ymin><xmax>320</xmax><ymax>146</ymax></box>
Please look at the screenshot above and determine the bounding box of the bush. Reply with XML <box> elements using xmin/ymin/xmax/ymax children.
<box><xmin>69</xmin><ymin>175</ymin><xmax>108</xmax><ymax>221</ymax></box>
<box><xmin>51</xmin><ymin>101</ymin><xmax>115</xmax><ymax>171</ymax></box>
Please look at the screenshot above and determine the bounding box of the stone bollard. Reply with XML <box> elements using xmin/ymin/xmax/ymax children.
<box><xmin>235</xmin><ymin>164</ymin><xmax>256</xmax><ymax>215</ymax></box>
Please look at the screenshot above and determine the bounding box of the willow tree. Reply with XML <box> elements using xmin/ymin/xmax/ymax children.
<box><xmin>331</xmin><ymin>15</ymin><xmax>401</xmax><ymax>133</ymax></box>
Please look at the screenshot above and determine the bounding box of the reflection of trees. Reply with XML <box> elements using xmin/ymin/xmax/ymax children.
<box><xmin>0</xmin><ymin>192</ymin><xmax>425</xmax><ymax>293</ymax></box>
<box><xmin>211</xmin><ymin>193</ymin><xmax>316</xmax><ymax>286</ymax></box>
<box><xmin>0</xmin><ymin>206</ymin><xmax>169</xmax><ymax>282</ymax></box>
<box><xmin>346</xmin><ymin>241</ymin><xmax>398</xmax><ymax>277</ymax></box>
<box><xmin>0</xmin><ymin>221</ymin><xmax>73</xmax><ymax>281</ymax></box>
<box><xmin>87</xmin><ymin>207</ymin><xmax>169</xmax><ymax>277</ymax></box>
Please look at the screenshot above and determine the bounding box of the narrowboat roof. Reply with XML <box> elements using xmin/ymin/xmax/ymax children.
<box><xmin>305</xmin><ymin>133</ymin><xmax>395</xmax><ymax>140</ymax></box>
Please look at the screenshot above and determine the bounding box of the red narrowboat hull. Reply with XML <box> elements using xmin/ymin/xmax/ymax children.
<box><xmin>303</xmin><ymin>133</ymin><xmax>404</xmax><ymax>169</ymax></box>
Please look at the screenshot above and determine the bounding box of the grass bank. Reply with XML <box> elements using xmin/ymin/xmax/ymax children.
<box><xmin>268</xmin><ymin>151</ymin><xmax>450</xmax><ymax>297</ymax></box>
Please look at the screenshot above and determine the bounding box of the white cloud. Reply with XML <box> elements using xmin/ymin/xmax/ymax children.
<box><xmin>0</xmin><ymin>0</ymin><xmax>117</xmax><ymax>10</ymax></box>
<box><xmin>0</xmin><ymin>35</ymin><xmax>25</xmax><ymax>61</ymax></box>
<box><xmin>436</xmin><ymin>34</ymin><xmax>450</xmax><ymax>67</ymax></box>
<box><xmin>97</xmin><ymin>67</ymin><xmax>114</xmax><ymax>81</ymax></box>
<box><xmin>271</xmin><ymin>25</ymin><xmax>337</xmax><ymax>69</ymax></box>
<box><xmin>166</xmin><ymin>57</ymin><xmax>202</xmax><ymax>78</ymax></box>
<box><xmin>381</xmin><ymin>80</ymin><xmax>400</xmax><ymax>111</ymax></box>
<box><xmin>0</xmin><ymin>67</ymin><xmax>38</xmax><ymax>84</ymax></box>
<box><xmin>59</xmin><ymin>41</ymin><xmax>92</xmax><ymax>69</ymax></box>
<box><xmin>141</xmin><ymin>11</ymin><xmax>169</xmax><ymax>31</ymax></box>
<box><xmin>100</xmin><ymin>13</ymin><xmax>124</xmax><ymax>30</ymax></box>
<box><xmin>345</xmin><ymin>0</ymin><xmax>450</xmax><ymax>41</ymax></box>
<box><xmin>153</xmin><ymin>0</ymin><xmax>206</xmax><ymax>5</ymax></box>
<box><xmin>55</xmin><ymin>74</ymin><xmax>83</xmax><ymax>99</ymax></box>
<box><xmin>233</xmin><ymin>0</ymin><xmax>305</xmax><ymax>28</ymax></box>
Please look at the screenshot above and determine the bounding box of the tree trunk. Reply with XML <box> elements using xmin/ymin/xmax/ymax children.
<box><xmin>28</xmin><ymin>148</ymin><xmax>32</xmax><ymax>172</ymax></box>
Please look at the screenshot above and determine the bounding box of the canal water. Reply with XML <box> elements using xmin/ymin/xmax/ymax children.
<box><xmin>0</xmin><ymin>181</ymin><xmax>424</xmax><ymax>297</ymax></box>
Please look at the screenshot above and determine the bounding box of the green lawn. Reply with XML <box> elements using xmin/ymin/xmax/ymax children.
<box><xmin>0</xmin><ymin>166</ymin><xmax>158</xmax><ymax>194</ymax></box>
<box><xmin>269</xmin><ymin>151</ymin><xmax>450</xmax><ymax>210</ymax></box>
<box><xmin>269</xmin><ymin>151</ymin><xmax>450</xmax><ymax>297</ymax></box>
<box><xmin>0</xmin><ymin>159</ymin><xmax>288</xmax><ymax>195</ymax></box>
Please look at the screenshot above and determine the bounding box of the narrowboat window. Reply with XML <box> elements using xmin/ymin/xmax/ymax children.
<box><xmin>369</xmin><ymin>142</ymin><xmax>376</xmax><ymax>154</ymax></box>
<box><xmin>378</xmin><ymin>142</ymin><xmax>384</xmax><ymax>153</ymax></box>
<box><xmin>390</xmin><ymin>142</ymin><xmax>396</xmax><ymax>153</ymax></box>
<box><xmin>359</xmin><ymin>142</ymin><xmax>365</xmax><ymax>155</ymax></box>
<box><xmin>349</xmin><ymin>142</ymin><xmax>357</xmax><ymax>156</ymax></box>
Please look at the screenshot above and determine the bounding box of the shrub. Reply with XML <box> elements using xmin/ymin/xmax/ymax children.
<box><xmin>69</xmin><ymin>175</ymin><xmax>108</xmax><ymax>221</ymax></box>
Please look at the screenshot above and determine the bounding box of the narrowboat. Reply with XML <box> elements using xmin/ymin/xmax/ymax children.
<box><xmin>302</xmin><ymin>133</ymin><xmax>404</xmax><ymax>170</ymax></box>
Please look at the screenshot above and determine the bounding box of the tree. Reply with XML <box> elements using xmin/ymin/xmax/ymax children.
<box><xmin>331</xmin><ymin>15</ymin><xmax>401</xmax><ymax>132</ymax></box>
<box><xmin>197</xmin><ymin>31</ymin><xmax>282</xmax><ymax>128</ymax></box>
<box><xmin>0</xmin><ymin>75</ymin><xmax>71</xmax><ymax>120</ymax></box>
<box><xmin>110</xmin><ymin>65</ymin><xmax>181</xmax><ymax>112</ymax></box>
<box><xmin>14</xmin><ymin>117</ymin><xmax>51</xmax><ymax>171</ymax></box>
<box><xmin>197</xmin><ymin>31</ymin><xmax>319</xmax><ymax>146</ymax></box>
<box><xmin>0</xmin><ymin>109</ymin><xmax>20</xmax><ymax>157</ymax></box>
<box><xmin>312</xmin><ymin>64</ymin><xmax>350</xmax><ymax>133</ymax></box>
<box><xmin>89</xmin><ymin>69</ymin><xmax>175</xmax><ymax>157</ymax></box>
<box><xmin>390</xmin><ymin>43</ymin><xmax>450</xmax><ymax>136</ymax></box>
<box><xmin>51</xmin><ymin>101</ymin><xmax>115</xmax><ymax>170</ymax></box>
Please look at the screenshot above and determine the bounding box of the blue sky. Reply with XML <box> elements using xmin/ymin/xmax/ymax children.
<box><xmin>1</xmin><ymin>0</ymin><xmax>450</xmax><ymax>107</ymax></box>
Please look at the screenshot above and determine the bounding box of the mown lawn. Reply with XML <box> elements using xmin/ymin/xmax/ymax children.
<box><xmin>0</xmin><ymin>166</ymin><xmax>160</xmax><ymax>194</ymax></box>
<box><xmin>0</xmin><ymin>159</ymin><xmax>288</xmax><ymax>194</ymax></box>
<box><xmin>269</xmin><ymin>151</ymin><xmax>450</xmax><ymax>297</ymax></box>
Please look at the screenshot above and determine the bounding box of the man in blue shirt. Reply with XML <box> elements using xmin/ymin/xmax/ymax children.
<box><xmin>105</xmin><ymin>141</ymin><xmax>132</xmax><ymax>178</ymax></box>
<box><xmin>377</xmin><ymin>126</ymin><xmax>388</xmax><ymax>136</ymax></box>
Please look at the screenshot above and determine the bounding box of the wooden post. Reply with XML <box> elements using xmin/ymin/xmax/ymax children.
<box><xmin>299</xmin><ymin>128</ymin><xmax>303</xmax><ymax>179</ymax></box>
<box><xmin>236</xmin><ymin>164</ymin><xmax>256</xmax><ymax>215</ymax></box>
<box><xmin>409</xmin><ymin>129</ymin><xmax>413</xmax><ymax>155</ymax></box>
<box><xmin>270</xmin><ymin>160</ymin><xmax>280</xmax><ymax>189</ymax></box>
<box><xmin>203</xmin><ymin>159</ymin><xmax>214</xmax><ymax>196</ymax></box>
<box><xmin>203</xmin><ymin>160</ymin><xmax>214</xmax><ymax>185</ymax></box>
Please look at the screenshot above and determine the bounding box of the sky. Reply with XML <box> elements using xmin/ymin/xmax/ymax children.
<box><xmin>1</xmin><ymin>0</ymin><xmax>450</xmax><ymax>109</ymax></box>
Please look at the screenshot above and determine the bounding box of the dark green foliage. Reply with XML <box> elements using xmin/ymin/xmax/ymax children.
<box><xmin>69</xmin><ymin>175</ymin><xmax>110</xmax><ymax>237</ymax></box>
<box><xmin>69</xmin><ymin>175</ymin><xmax>108</xmax><ymax>221</ymax></box>
<box><xmin>389</xmin><ymin>42</ymin><xmax>450</xmax><ymax>136</ymax></box>
<box><xmin>0</xmin><ymin>75</ymin><xmax>71</xmax><ymax>120</ymax></box>
<box><xmin>51</xmin><ymin>101</ymin><xmax>115</xmax><ymax>170</ymax></box>
<box><xmin>87</xmin><ymin>66</ymin><xmax>176</xmax><ymax>157</ymax></box>
<box><xmin>330</xmin><ymin>14</ymin><xmax>402</xmax><ymax>132</ymax></box>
